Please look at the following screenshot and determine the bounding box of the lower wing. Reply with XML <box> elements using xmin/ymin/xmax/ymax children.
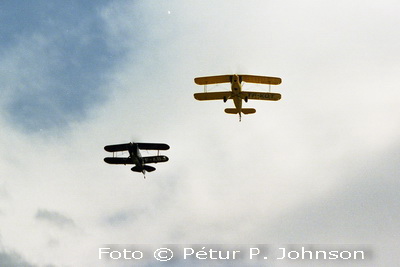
<box><xmin>194</xmin><ymin>91</ymin><xmax>231</xmax><ymax>101</ymax></box>
<box><xmin>104</xmin><ymin>157</ymin><xmax>134</xmax><ymax>164</ymax></box>
<box><xmin>241</xmin><ymin>92</ymin><xmax>281</xmax><ymax>101</ymax></box>
<box><xmin>143</xmin><ymin>155</ymin><xmax>169</xmax><ymax>164</ymax></box>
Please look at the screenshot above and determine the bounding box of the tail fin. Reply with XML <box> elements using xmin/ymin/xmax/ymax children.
<box><xmin>241</xmin><ymin>108</ymin><xmax>256</xmax><ymax>114</ymax></box>
<box><xmin>225</xmin><ymin>108</ymin><xmax>239</xmax><ymax>114</ymax></box>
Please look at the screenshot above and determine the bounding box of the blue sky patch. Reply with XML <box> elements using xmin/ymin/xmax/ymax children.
<box><xmin>0</xmin><ymin>1</ymin><xmax>121</xmax><ymax>132</ymax></box>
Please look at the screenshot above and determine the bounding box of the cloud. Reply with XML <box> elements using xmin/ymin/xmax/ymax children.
<box><xmin>258</xmin><ymin>142</ymin><xmax>400</xmax><ymax>239</ymax></box>
<box><xmin>35</xmin><ymin>209</ymin><xmax>75</xmax><ymax>229</ymax></box>
<box><xmin>0</xmin><ymin>249</ymin><xmax>36</xmax><ymax>267</ymax></box>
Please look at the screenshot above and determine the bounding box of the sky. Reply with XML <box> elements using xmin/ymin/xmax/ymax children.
<box><xmin>1</xmin><ymin>0</ymin><xmax>399</xmax><ymax>266</ymax></box>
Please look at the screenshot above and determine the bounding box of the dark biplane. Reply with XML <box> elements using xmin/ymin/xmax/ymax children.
<box><xmin>104</xmin><ymin>142</ymin><xmax>169</xmax><ymax>178</ymax></box>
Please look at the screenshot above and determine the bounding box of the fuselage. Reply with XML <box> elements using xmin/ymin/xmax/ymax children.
<box><xmin>230</xmin><ymin>74</ymin><xmax>242</xmax><ymax>112</ymax></box>
<box><xmin>129</xmin><ymin>143</ymin><xmax>143</xmax><ymax>170</ymax></box>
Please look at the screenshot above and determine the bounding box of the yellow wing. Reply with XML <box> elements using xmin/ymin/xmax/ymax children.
<box><xmin>240</xmin><ymin>75</ymin><xmax>282</xmax><ymax>85</ymax></box>
<box><xmin>194</xmin><ymin>75</ymin><xmax>232</xmax><ymax>85</ymax></box>
<box><xmin>195</xmin><ymin>74</ymin><xmax>282</xmax><ymax>85</ymax></box>
<box><xmin>241</xmin><ymin>91</ymin><xmax>281</xmax><ymax>101</ymax></box>
<box><xmin>194</xmin><ymin>91</ymin><xmax>231</xmax><ymax>101</ymax></box>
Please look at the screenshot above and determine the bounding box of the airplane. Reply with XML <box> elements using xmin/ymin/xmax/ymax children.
<box><xmin>194</xmin><ymin>74</ymin><xmax>282</xmax><ymax>121</ymax></box>
<box><xmin>104</xmin><ymin>142</ymin><xmax>169</xmax><ymax>178</ymax></box>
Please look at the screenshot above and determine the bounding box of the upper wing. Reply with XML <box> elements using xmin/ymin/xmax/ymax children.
<box><xmin>241</xmin><ymin>91</ymin><xmax>281</xmax><ymax>101</ymax></box>
<box><xmin>104</xmin><ymin>143</ymin><xmax>132</xmax><ymax>152</ymax></box>
<box><xmin>240</xmin><ymin>75</ymin><xmax>282</xmax><ymax>85</ymax></box>
<box><xmin>104</xmin><ymin>157</ymin><xmax>134</xmax><ymax>164</ymax></box>
<box><xmin>143</xmin><ymin>155</ymin><xmax>169</xmax><ymax>164</ymax></box>
<box><xmin>194</xmin><ymin>91</ymin><xmax>231</xmax><ymax>101</ymax></box>
<box><xmin>137</xmin><ymin>143</ymin><xmax>170</xmax><ymax>150</ymax></box>
<box><xmin>194</xmin><ymin>75</ymin><xmax>232</xmax><ymax>85</ymax></box>
<box><xmin>195</xmin><ymin>74</ymin><xmax>282</xmax><ymax>85</ymax></box>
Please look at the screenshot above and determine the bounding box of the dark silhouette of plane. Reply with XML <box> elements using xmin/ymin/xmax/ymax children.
<box><xmin>104</xmin><ymin>142</ymin><xmax>169</xmax><ymax>178</ymax></box>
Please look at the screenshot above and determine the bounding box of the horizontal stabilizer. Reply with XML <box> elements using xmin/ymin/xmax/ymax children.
<box><xmin>143</xmin><ymin>155</ymin><xmax>169</xmax><ymax>164</ymax></box>
<box><xmin>225</xmin><ymin>108</ymin><xmax>239</xmax><ymax>114</ymax></box>
<box><xmin>131</xmin><ymin>165</ymin><xmax>156</xmax><ymax>172</ymax></box>
<box><xmin>104</xmin><ymin>157</ymin><xmax>134</xmax><ymax>165</ymax></box>
<box><xmin>224</xmin><ymin>108</ymin><xmax>256</xmax><ymax>115</ymax></box>
<box><xmin>194</xmin><ymin>91</ymin><xmax>231</xmax><ymax>101</ymax></box>
<box><xmin>144</xmin><ymin>165</ymin><xmax>156</xmax><ymax>172</ymax></box>
<box><xmin>241</xmin><ymin>108</ymin><xmax>256</xmax><ymax>114</ymax></box>
<box><xmin>130</xmin><ymin>165</ymin><xmax>143</xmax><ymax>172</ymax></box>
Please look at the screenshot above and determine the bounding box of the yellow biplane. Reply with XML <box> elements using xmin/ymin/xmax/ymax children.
<box><xmin>194</xmin><ymin>74</ymin><xmax>282</xmax><ymax>121</ymax></box>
